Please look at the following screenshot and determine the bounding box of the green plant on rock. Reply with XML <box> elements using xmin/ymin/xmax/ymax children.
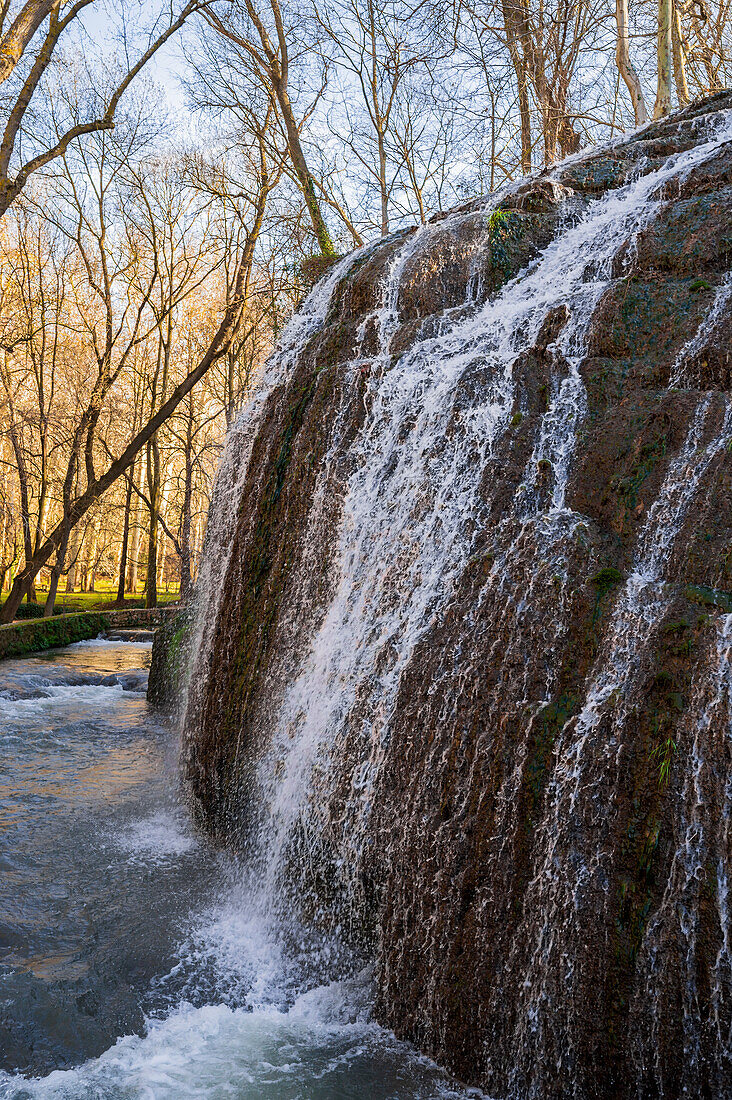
<box><xmin>663</xmin><ymin>618</ymin><xmax>689</xmax><ymax>634</ymax></box>
<box><xmin>612</xmin><ymin>432</ymin><xmax>668</xmax><ymax>512</ymax></box>
<box><xmin>684</xmin><ymin>584</ymin><xmax>732</xmax><ymax>612</ymax></box>
<box><xmin>487</xmin><ymin>209</ymin><xmax>523</xmax><ymax>282</ymax></box>
<box><xmin>487</xmin><ymin>209</ymin><xmax>510</xmax><ymax>233</ymax></box>
<box><xmin>590</xmin><ymin>566</ymin><xmax>625</xmax><ymax>594</ymax></box>
<box><xmin>617</xmin><ymin>816</ymin><xmax>660</xmax><ymax>963</ymax></box>
<box><xmin>651</xmin><ymin>736</ymin><xmax>677</xmax><ymax>788</ymax></box>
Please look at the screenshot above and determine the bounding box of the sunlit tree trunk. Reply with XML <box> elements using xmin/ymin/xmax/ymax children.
<box><xmin>127</xmin><ymin>454</ymin><xmax>144</xmax><ymax>595</ymax></box>
<box><xmin>654</xmin><ymin>0</ymin><xmax>673</xmax><ymax>118</ymax></box>
<box><xmin>82</xmin><ymin>519</ymin><xmax>98</xmax><ymax>593</ymax></box>
<box><xmin>115</xmin><ymin>469</ymin><xmax>134</xmax><ymax>604</ymax></box>
<box><xmin>671</xmin><ymin>0</ymin><xmax>690</xmax><ymax>107</ymax></box>
<box><xmin>145</xmin><ymin>437</ymin><xmax>161</xmax><ymax>609</ymax></box>
<box><xmin>616</xmin><ymin>0</ymin><xmax>648</xmax><ymax>125</ymax></box>
<box><xmin>64</xmin><ymin>515</ymin><xmax>81</xmax><ymax>593</ymax></box>
<box><xmin>43</xmin><ymin>522</ymin><xmax>70</xmax><ymax>617</ymax></box>
<box><xmin>277</xmin><ymin>81</ymin><xmax>337</xmax><ymax>256</ymax></box>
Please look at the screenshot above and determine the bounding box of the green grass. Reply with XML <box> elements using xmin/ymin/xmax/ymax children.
<box><xmin>2</xmin><ymin>584</ymin><xmax>180</xmax><ymax>617</ymax></box>
<box><xmin>53</xmin><ymin>590</ymin><xmax>179</xmax><ymax>613</ymax></box>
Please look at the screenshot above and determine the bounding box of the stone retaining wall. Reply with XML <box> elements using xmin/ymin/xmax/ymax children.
<box><xmin>0</xmin><ymin>607</ymin><xmax>179</xmax><ymax>660</ymax></box>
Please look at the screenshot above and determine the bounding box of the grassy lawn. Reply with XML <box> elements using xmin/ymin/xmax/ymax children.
<box><xmin>2</xmin><ymin>585</ymin><xmax>180</xmax><ymax>614</ymax></box>
<box><xmin>53</xmin><ymin>591</ymin><xmax>180</xmax><ymax>613</ymax></box>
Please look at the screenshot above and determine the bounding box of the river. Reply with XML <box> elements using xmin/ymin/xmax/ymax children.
<box><xmin>0</xmin><ymin>639</ymin><xmax>476</xmax><ymax>1099</ymax></box>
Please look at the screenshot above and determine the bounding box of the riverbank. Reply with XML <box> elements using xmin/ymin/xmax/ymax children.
<box><xmin>0</xmin><ymin>607</ymin><xmax>179</xmax><ymax>660</ymax></box>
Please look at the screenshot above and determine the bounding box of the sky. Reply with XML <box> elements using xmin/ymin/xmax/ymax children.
<box><xmin>79</xmin><ymin>3</ymin><xmax>196</xmax><ymax>134</ymax></box>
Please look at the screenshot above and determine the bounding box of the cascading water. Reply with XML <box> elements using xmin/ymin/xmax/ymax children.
<box><xmin>0</xmin><ymin>263</ymin><xmax>472</xmax><ymax>1098</ymax></box>
<box><xmin>184</xmin><ymin>250</ymin><xmax>368</xmax><ymax>728</ymax></box>
<box><xmin>183</xmin><ymin>93</ymin><xmax>732</xmax><ymax>1099</ymax></box>
<box><xmin>5</xmin><ymin>96</ymin><xmax>729</xmax><ymax>1100</ymax></box>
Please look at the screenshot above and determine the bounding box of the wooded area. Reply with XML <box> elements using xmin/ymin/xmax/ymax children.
<box><xmin>0</xmin><ymin>0</ymin><xmax>730</xmax><ymax>622</ymax></box>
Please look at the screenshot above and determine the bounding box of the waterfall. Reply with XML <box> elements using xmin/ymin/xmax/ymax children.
<box><xmin>628</xmin><ymin>612</ymin><xmax>732</xmax><ymax>1094</ymax></box>
<box><xmin>184</xmin><ymin>99</ymin><xmax>732</xmax><ymax>1098</ymax></box>
<box><xmin>183</xmin><ymin>250</ymin><xmax>367</xmax><ymax>770</ymax></box>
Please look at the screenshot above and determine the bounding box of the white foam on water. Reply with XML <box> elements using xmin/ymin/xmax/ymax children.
<box><xmin>0</xmin><ymin>918</ymin><xmax>480</xmax><ymax>1100</ymax></box>
<box><xmin>0</xmin><ymin>996</ymin><xmax>476</xmax><ymax>1100</ymax></box>
<box><xmin>115</xmin><ymin>810</ymin><xmax>199</xmax><ymax>864</ymax></box>
<box><xmin>0</xmin><ymin>683</ymin><xmax>129</xmax><ymax>721</ymax></box>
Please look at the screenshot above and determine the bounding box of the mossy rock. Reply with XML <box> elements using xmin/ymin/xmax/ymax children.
<box><xmin>299</xmin><ymin>253</ymin><xmax>342</xmax><ymax>290</ymax></box>
<box><xmin>683</xmin><ymin>584</ymin><xmax>732</xmax><ymax>612</ymax></box>
<box><xmin>590</xmin><ymin>567</ymin><xmax>625</xmax><ymax>594</ymax></box>
<box><xmin>0</xmin><ymin>612</ymin><xmax>112</xmax><ymax>658</ymax></box>
<box><xmin>148</xmin><ymin>609</ymin><xmax>193</xmax><ymax>711</ymax></box>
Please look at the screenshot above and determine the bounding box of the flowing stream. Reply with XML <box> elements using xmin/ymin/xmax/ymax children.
<box><xmin>3</xmin><ymin>103</ymin><xmax>731</xmax><ymax>1100</ymax></box>
<box><xmin>0</xmin><ymin>640</ymin><xmax>476</xmax><ymax>1098</ymax></box>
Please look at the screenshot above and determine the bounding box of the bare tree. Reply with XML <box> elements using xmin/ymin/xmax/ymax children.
<box><xmin>203</xmin><ymin>0</ymin><xmax>336</xmax><ymax>256</ymax></box>
<box><xmin>0</xmin><ymin>0</ymin><xmax>209</xmax><ymax>218</ymax></box>
<box><xmin>316</xmin><ymin>0</ymin><xmax>436</xmax><ymax>236</ymax></box>
<box><xmin>655</xmin><ymin>0</ymin><xmax>674</xmax><ymax>115</ymax></box>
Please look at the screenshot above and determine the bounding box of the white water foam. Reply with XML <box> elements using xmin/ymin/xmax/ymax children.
<box><xmin>115</xmin><ymin>809</ymin><xmax>199</xmax><ymax>865</ymax></box>
<box><xmin>0</xmin><ymin>902</ymin><xmax>481</xmax><ymax>1100</ymax></box>
<box><xmin>0</xmin><ymin>996</ymin><xmax>476</xmax><ymax>1100</ymax></box>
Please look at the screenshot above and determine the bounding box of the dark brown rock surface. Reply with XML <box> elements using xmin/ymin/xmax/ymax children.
<box><xmin>184</xmin><ymin>94</ymin><xmax>732</xmax><ymax>1100</ymax></box>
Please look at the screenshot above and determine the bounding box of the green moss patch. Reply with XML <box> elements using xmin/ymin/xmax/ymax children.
<box><xmin>0</xmin><ymin>612</ymin><xmax>111</xmax><ymax>659</ymax></box>
<box><xmin>590</xmin><ymin>567</ymin><xmax>625</xmax><ymax>594</ymax></box>
<box><xmin>684</xmin><ymin>584</ymin><xmax>732</xmax><ymax>612</ymax></box>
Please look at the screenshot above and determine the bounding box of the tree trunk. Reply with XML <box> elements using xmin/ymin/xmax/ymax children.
<box><xmin>517</xmin><ymin>63</ymin><xmax>532</xmax><ymax>175</ymax></box>
<box><xmin>8</xmin><ymin>427</ymin><xmax>34</xmax><ymax>602</ymax></box>
<box><xmin>501</xmin><ymin>0</ymin><xmax>533</xmax><ymax>175</ymax></box>
<box><xmin>82</xmin><ymin>520</ymin><xmax>98</xmax><ymax>593</ymax></box>
<box><xmin>0</xmin><ymin>0</ymin><xmax>58</xmax><ymax>87</ymax></box>
<box><xmin>43</xmin><ymin>523</ymin><xmax>70</xmax><ymax>617</ymax></box>
<box><xmin>180</xmin><ymin>446</ymin><xmax>194</xmax><ymax>602</ymax></box>
<box><xmin>116</xmin><ymin>468</ymin><xmax>134</xmax><ymax>603</ymax></box>
<box><xmin>146</xmin><ymin>515</ymin><xmax>158</xmax><ymax>608</ymax></box>
<box><xmin>65</xmin><ymin>520</ymin><xmax>82</xmax><ymax>593</ymax></box>
<box><xmin>145</xmin><ymin>437</ymin><xmax>160</xmax><ymax>609</ymax></box>
<box><xmin>378</xmin><ymin>131</ymin><xmax>389</xmax><ymax>236</ymax></box>
<box><xmin>654</xmin><ymin>0</ymin><xmax>673</xmax><ymax>118</ymax></box>
<box><xmin>671</xmin><ymin>0</ymin><xmax>690</xmax><ymax>107</ymax></box>
<box><xmin>127</xmin><ymin>455</ymin><xmax>143</xmax><ymax>594</ymax></box>
<box><xmin>274</xmin><ymin>79</ymin><xmax>336</xmax><ymax>257</ymax></box>
<box><xmin>156</xmin><ymin>475</ymin><xmax>170</xmax><ymax>595</ymax></box>
<box><xmin>616</xmin><ymin>0</ymin><xmax>649</xmax><ymax>127</ymax></box>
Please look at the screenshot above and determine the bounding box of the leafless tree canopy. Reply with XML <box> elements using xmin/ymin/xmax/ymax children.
<box><xmin>0</xmin><ymin>0</ymin><xmax>730</xmax><ymax>619</ymax></box>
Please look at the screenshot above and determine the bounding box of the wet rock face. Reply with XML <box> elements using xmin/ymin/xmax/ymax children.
<box><xmin>184</xmin><ymin>94</ymin><xmax>732</xmax><ymax>1100</ymax></box>
<box><xmin>148</xmin><ymin>609</ymin><xmax>193</xmax><ymax>712</ymax></box>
